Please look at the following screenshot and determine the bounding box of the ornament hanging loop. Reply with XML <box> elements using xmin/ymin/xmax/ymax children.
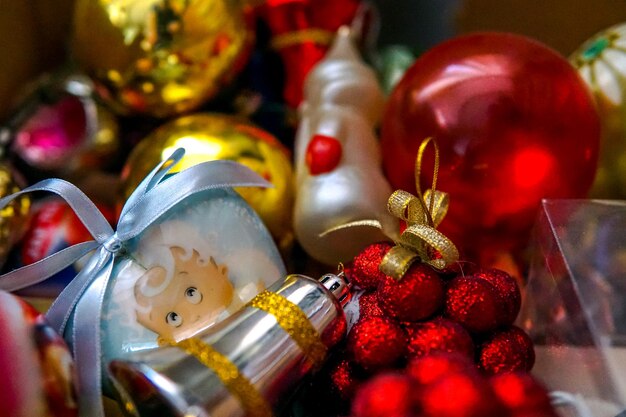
<box><xmin>380</xmin><ymin>137</ymin><xmax>459</xmax><ymax>279</ymax></box>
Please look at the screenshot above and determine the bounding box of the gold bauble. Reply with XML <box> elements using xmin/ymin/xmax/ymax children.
<box><xmin>0</xmin><ymin>164</ymin><xmax>30</xmax><ymax>266</ymax></box>
<box><xmin>71</xmin><ymin>0</ymin><xmax>254</xmax><ymax>118</ymax></box>
<box><xmin>571</xmin><ymin>23</ymin><xmax>626</xmax><ymax>198</ymax></box>
<box><xmin>121</xmin><ymin>113</ymin><xmax>294</xmax><ymax>248</ymax></box>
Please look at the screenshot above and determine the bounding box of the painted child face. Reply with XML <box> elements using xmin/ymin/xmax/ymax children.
<box><xmin>134</xmin><ymin>247</ymin><xmax>234</xmax><ymax>342</ymax></box>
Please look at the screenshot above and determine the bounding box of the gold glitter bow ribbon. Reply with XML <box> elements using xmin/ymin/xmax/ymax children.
<box><xmin>379</xmin><ymin>137</ymin><xmax>459</xmax><ymax>279</ymax></box>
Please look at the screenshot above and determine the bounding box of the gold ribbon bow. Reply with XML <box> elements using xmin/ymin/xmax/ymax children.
<box><xmin>379</xmin><ymin>137</ymin><xmax>459</xmax><ymax>279</ymax></box>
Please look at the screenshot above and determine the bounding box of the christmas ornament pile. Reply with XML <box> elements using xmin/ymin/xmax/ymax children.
<box><xmin>315</xmin><ymin>240</ymin><xmax>557</xmax><ymax>417</ymax></box>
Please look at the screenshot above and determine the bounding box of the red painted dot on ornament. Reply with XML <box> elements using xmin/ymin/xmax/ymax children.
<box><xmin>351</xmin><ymin>242</ymin><xmax>393</xmax><ymax>290</ymax></box>
<box><xmin>478</xmin><ymin>326</ymin><xmax>535</xmax><ymax>375</ymax></box>
<box><xmin>490</xmin><ymin>372</ymin><xmax>559</xmax><ymax>417</ymax></box>
<box><xmin>377</xmin><ymin>263</ymin><xmax>444</xmax><ymax>322</ymax></box>
<box><xmin>405</xmin><ymin>318</ymin><xmax>475</xmax><ymax>360</ymax></box>
<box><xmin>444</xmin><ymin>276</ymin><xmax>500</xmax><ymax>333</ymax></box>
<box><xmin>305</xmin><ymin>134</ymin><xmax>343</xmax><ymax>175</ymax></box>
<box><xmin>346</xmin><ymin>316</ymin><xmax>407</xmax><ymax>372</ymax></box>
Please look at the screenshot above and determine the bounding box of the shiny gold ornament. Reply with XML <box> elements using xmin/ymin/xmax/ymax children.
<box><xmin>121</xmin><ymin>113</ymin><xmax>294</xmax><ymax>249</ymax></box>
<box><xmin>0</xmin><ymin>164</ymin><xmax>30</xmax><ymax>267</ymax></box>
<box><xmin>71</xmin><ymin>0</ymin><xmax>254</xmax><ymax>117</ymax></box>
<box><xmin>571</xmin><ymin>23</ymin><xmax>626</xmax><ymax>198</ymax></box>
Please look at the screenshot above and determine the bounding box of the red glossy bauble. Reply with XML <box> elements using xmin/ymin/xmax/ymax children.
<box><xmin>346</xmin><ymin>316</ymin><xmax>407</xmax><ymax>371</ymax></box>
<box><xmin>490</xmin><ymin>372</ymin><xmax>559</xmax><ymax>417</ymax></box>
<box><xmin>478</xmin><ymin>326</ymin><xmax>535</xmax><ymax>375</ymax></box>
<box><xmin>405</xmin><ymin>318</ymin><xmax>475</xmax><ymax>360</ymax></box>
<box><xmin>381</xmin><ymin>32</ymin><xmax>601</xmax><ymax>264</ymax></box>
<box><xmin>377</xmin><ymin>264</ymin><xmax>444</xmax><ymax>322</ymax></box>
<box><xmin>351</xmin><ymin>242</ymin><xmax>393</xmax><ymax>290</ymax></box>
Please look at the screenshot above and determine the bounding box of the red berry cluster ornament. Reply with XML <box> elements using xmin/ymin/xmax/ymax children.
<box><xmin>351</xmin><ymin>354</ymin><xmax>558</xmax><ymax>417</ymax></box>
<box><xmin>323</xmin><ymin>242</ymin><xmax>546</xmax><ymax>415</ymax></box>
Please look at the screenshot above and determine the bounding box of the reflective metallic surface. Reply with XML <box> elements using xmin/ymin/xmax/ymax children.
<box><xmin>108</xmin><ymin>274</ymin><xmax>348</xmax><ymax>417</ymax></box>
<box><xmin>121</xmin><ymin>113</ymin><xmax>294</xmax><ymax>250</ymax></box>
<box><xmin>0</xmin><ymin>72</ymin><xmax>119</xmax><ymax>173</ymax></box>
<box><xmin>0</xmin><ymin>164</ymin><xmax>29</xmax><ymax>267</ymax></box>
<box><xmin>71</xmin><ymin>0</ymin><xmax>253</xmax><ymax>117</ymax></box>
<box><xmin>381</xmin><ymin>32</ymin><xmax>600</xmax><ymax>264</ymax></box>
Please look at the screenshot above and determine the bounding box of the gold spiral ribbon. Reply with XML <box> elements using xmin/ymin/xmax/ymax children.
<box><xmin>379</xmin><ymin>137</ymin><xmax>459</xmax><ymax>279</ymax></box>
<box><xmin>174</xmin><ymin>338</ymin><xmax>273</xmax><ymax>417</ymax></box>
<box><xmin>249</xmin><ymin>290</ymin><xmax>327</xmax><ymax>369</ymax></box>
<box><xmin>270</xmin><ymin>28</ymin><xmax>335</xmax><ymax>50</ymax></box>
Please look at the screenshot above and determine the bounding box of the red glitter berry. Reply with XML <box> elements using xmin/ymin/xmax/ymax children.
<box><xmin>347</xmin><ymin>316</ymin><xmax>407</xmax><ymax>371</ymax></box>
<box><xmin>444</xmin><ymin>276</ymin><xmax>500</xmax><ymax>333</ymax></box>
<box><xmin>419</xmin><ymin>371</ymin><xmax>508</xmax><ymax>417</ymax></box>
<box><xmin>351</xmin><ymin>372</ymin><xmax>416</xmax><ymax>417</ymax></box>
<box><xmin>377</xmin><ymin>264</ymin><xmax>444</xmax><ymax>322</ymax></box>
<box><xmin>405</xmin><ymin>318</ymin><xmax>475</xmax><ymax>360</ymax></box>
<box><xmin>329</xmin><ymin>359</ymin><xmax>361</xmax><ymax>400</ymax></box>
<box><xmin>351</xmin><ymin>242</ymin><xmax>394</xmax><ymax>290</ymax></box>
<box><xmin>358</xmin><ymin>291</ymin><xmax>384</xmax><ymax>319</ymax></box>
<box><xmin>473</xmin><ymin>268</ymin><xmax>521</xmax><ymax>325</ymax></box>
<box><xmin>490</xmin><ymin>372</ymin><xmax>559</xmax><ymax>417</ymax></box>
<box><xmin>478</xmin><ymin>326</ymin><xmax>535</xmax><ymax>375</ymax></box>
<box><xmin>406</xmin><ymin>352</ymin><xmax>478</xmax><ymax>386</ymax></box>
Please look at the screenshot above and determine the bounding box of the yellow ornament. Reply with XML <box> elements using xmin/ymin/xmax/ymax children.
<box><xmin>71</xmin><ymin>0</ymin><xmax>254</xmax><ymax>117</ymax></box>
<box><xmin>571</xmin><ymin>23</ymin><xmax>626</xmax><ymax>198</ymax></box>
<box><xmin>0</xmin><ymin>164</ymin><xmax>30</xmax><ymax>267</ymax></box>
<box><xmin>121</xmin><ymin>113</ymin><xmax>294</xmax><ymax>249</ymax></box>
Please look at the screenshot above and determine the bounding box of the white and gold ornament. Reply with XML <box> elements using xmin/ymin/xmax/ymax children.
<box><xmin>293</xmin><ymin>27</ymin><xmax>395</xmax><ymax>265</ymax></box>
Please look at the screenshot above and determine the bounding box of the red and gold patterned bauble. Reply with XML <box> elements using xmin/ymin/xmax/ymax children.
<box><xmin>381</xmin><ymin>32</ymin><xmax>600</xmax><ymax>265</ymax></box>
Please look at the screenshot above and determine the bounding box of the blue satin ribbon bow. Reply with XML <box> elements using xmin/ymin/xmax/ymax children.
<box><xmin>0</xmin><ymin>148</ymin><xmax>271</xmax><ymax>417</ymax></box>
